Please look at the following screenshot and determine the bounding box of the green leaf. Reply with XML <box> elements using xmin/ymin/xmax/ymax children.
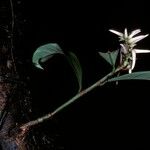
<box><xmin>67</xmin><ymin>52</ymin><xmax>82</xmax><ymax>92</ymax></box>
<box><xmin>32</xmin><ymin>43</ymin><xmax>82</xmax><ymax>92</ymax></box>
<box><xmin>108</xmin><ymin>71</ymin><xmax>150</xmax><ymax>82</ymax></box>
<box><xmin>99</xmin><ymin>50</ymin><xmax>119</xmax><ymax>66</ymax></box>
<box><xmin>32</xmin><ymin>43</ymin><xmax>64</xmax><ymax>69</ymax></box>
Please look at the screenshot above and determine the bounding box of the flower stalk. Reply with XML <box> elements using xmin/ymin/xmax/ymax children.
<box><xmin>20</xmin><ymin>65</ymin><xmax>125</xmax><ymax>130</ymax></box>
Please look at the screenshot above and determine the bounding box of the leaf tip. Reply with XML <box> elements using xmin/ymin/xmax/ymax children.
<box><xmin>34</xmin><ymin>63</ymin><xmax>44</xmax><ymax>70</ymax></box>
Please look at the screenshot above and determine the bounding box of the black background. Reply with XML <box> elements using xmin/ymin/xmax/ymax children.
<box><xmin>12</xmin><ymin>0</ymin><xmax>150</xmax><ymax>149</ymax></box>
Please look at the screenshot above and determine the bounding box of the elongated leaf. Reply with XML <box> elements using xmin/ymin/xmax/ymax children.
<box><xmin>32</xmin><ymin>43</ymin><xmax>82</xmax><ymax>93</ymax></box>
<box><xmin>99</xmin><ymin>50</ymin><xmax>119</xmax><ymax>66</ymax></box>
<box><xmin>108</xmin><ymin>71</ymin><xmax>150</xmax><ymax>82</ymax></box>
<box><xmin>67</xmin><ymin>52</ymin><xmax>82</xmax><ymax>92</ymax></box>
<box><xmin>32</xmin><ymin>43</ymin><xmax>64</xmax><ymax>69</ymax></box>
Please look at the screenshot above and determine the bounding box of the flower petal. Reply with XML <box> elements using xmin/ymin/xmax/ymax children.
<box><xmin>124</xmin><ymin>28</ymin><xmax>128</xmax><ymax>39</ymax></box>
<box><xmin>129</xmin><ymin>69</ymin><xmax>132</xmax><ymax>74</ymax></box>
<box><xmin>130</xmin><ymin>43</ymin><xmax>136</xmax><ymax>48</ymax></box>
<box><xmin>120</xmin><ymin>44</ymin><xmax>128</xmax><ymax>54</ymax></box>
<box><xmin>129</xmin><ymin>34</ymin><xmax>149</xmax><ymax>44</ymax></box>
<box><xmin>131</xmin><ymin>50</ymin><xmax>136</xmax><ymax>70</ymax></box>
<box><xmin>134</xmin><ymin>49</ymin><xmax>150</xmax><ymax>53</ymax></box>
<box><xmin>129</xmin><ymin>29</ymin><xmax>141</xmax><ymax>38</ymax></box>
<box><xmin>109</xmin><ymin>29</ymin><xmax>123</xmax><ymax>37</ymax></box>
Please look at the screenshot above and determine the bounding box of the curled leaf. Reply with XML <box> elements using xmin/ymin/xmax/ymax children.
<box><xmin>32</xmin><ymin>43</ymin><xmax>82</xmax><ymax>93</ymax></box>
<box><xmin>32</xmin><ymin>43</ymin><xmax>64</xmax><ymax>69</ymax></box>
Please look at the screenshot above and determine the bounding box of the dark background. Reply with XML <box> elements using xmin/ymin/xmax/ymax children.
<box><xmin>7</xmin><ymin>0</ymin><xmax>150</xmax><ymax>149</ymax></box>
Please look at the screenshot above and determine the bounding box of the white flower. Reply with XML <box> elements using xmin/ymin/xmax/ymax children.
<box><xmin>109</xmin><ymin>28</ymin><xmax>150</xmax><ymax>73</ymax></box>
<box><xmin>109</xmin><ymin>28</ymin><xmax>149</xmax><ymax>47</ymax></box>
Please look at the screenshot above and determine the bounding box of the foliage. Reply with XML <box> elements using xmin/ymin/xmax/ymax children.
<box><xmin>30</xmin><ymin>28</ymin><xmax>150</xmax><ymax>127</ymax></box>
<box><xmin>32</xmin><ymin>43</ymin><xmax>82</xmax><ymax>92</ymax></box>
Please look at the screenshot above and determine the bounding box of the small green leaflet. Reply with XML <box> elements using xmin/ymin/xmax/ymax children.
<box><xmin>32</xmin><ymin>43</ymin><xmax>64</xmax><ymax>69</ymax></box>
<box><xmin>67</xmin><ymin>52</ymin><xmax>82</xmax><ymax>92</ymax></box>
<box><xmin>99</xmin><ymin>50</ymin><xmax>119</xmax><ymax>67</ymax></box>
<box><xmin>32</xmin><ymin>43</ymin><xmax>82</xmax><ymax>92</ymax></box>
<box><xmin>108</xmin><ymin>71</ymin><xmax>150</xmax><ymax>82</ymax></box>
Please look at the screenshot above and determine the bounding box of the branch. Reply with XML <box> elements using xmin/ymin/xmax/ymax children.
<box><xmin>9</xmin><ymin>0</ymin><xmax>17</xmax><ymax>72</ymax></box>
<box><xmin>20</xmin><ymin>65</ymin><xmax>124</xmax><ymax>130</ymax></box>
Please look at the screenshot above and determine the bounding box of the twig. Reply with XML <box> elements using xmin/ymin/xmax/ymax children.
<box><xmin>9</xmin><ymin>0</ymin><xmax>17</xmax><ymax>73</ymax></box>
<box><xmin>20</xmin><ymin>65</ymin><xmax>124</xmax><ymax>130</ymax></box>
